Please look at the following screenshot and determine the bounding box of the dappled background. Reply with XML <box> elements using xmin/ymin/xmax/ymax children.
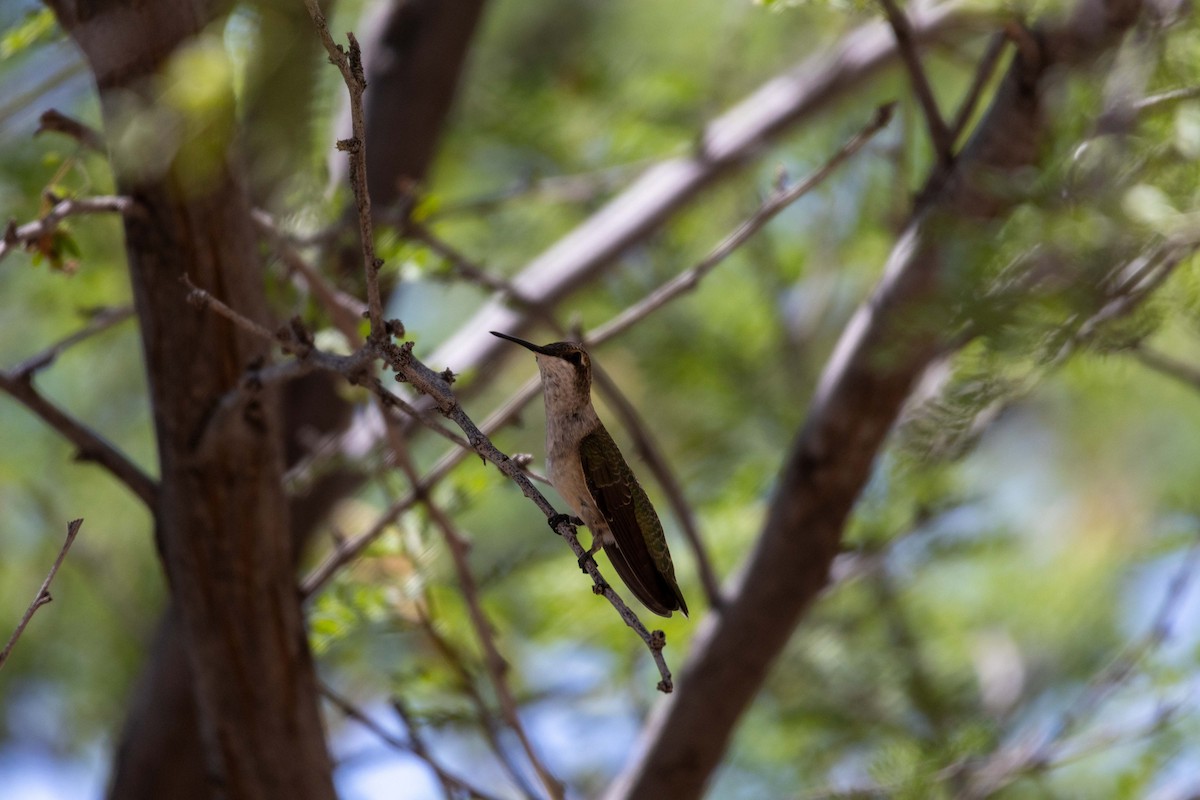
<box><xmin>2</xmin><ymin>0</ymin><xmax>1200</xmax><ymax>797</ymax></box>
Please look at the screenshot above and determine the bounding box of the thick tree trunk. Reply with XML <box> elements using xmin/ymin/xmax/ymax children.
<box><xmin>606</xmin><ymin>0</ymin><xmax>1142</xmax><ymax>797</ymax></box>
<box><xmin>44</xmin><ymin>1</ymin><xmax>336</xmax><ymax>797</ymax></box>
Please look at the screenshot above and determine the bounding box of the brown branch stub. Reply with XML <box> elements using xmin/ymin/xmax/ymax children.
<box><xmin>36</xmin><ymin>109</ymin><xmax>106</xmax><ymax>153</ymax></box>
<box><xmin>0</xmin><ymin>519</ymin><xmax>83</xmax><ymax>671</ymax></box>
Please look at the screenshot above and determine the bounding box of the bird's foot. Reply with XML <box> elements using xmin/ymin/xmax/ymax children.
<box><xmin>577</xmin><ymin>551</ymin><xmax>597</xmax><ymax>573</ymax></box>
<box><xmin>547</xmin><ymin>513</ymin><xmax>584</xmax><ymax>534</ymax></box>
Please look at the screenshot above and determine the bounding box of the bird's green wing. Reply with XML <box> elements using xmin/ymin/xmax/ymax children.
<box><xmin>579</xmin><ymin>425</ymin><xmax>688</xmax><ymax>617</ymax></box>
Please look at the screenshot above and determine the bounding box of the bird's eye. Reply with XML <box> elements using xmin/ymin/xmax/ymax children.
<box><xmin>567</xmin><ymin>351</ymin><xmax>584</xmax><ymax>366</ymax></box>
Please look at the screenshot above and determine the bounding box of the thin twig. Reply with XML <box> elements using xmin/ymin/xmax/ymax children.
<box><xmin>185</xmin><ymin>279</ymin><xmax>470</xmax><ymax>456</ymax></box>
<box><xmin>948</xmin><ymin>32</ymin><xmax>1009</xmax><ymax>143</ymax></box>
<box><xmin>0</xmin><ymin>369</ymin><xmax>156</xmax><ymax>507</ymax></box>
<box><xmin>407</xmin><ymin>222</ymin><xmax>524</xmax><ymax>297</ymax></box>
<box><xmin>302</xmin><ymin>1</ymin><xmax>384</xmax><ymax>334</ymax></box>
<box><xmin>391</xmin><ymin>696</ymin><xmax>501</xmax><ymax>800</ymax></box>
<box><xmin>321</xmin><ymin>682</ymin><xmax>503</xmax><ymax>800</ymax></box>
<box><xmin>413</xmin><ymin>610</ymin><xmax>543</xmax><ymax>799</ymax></box>
<box><xmin>36</xmin><ymin>109</ymin><xmax>106</xmax><ymax>153</ymax></box>
<box><xmin>8</xmin><ymin>306</ymin><xmax>135</xmax><ymax>378</ymax></box>
<box><xmin>251</xmin><ymin>209</ymin><xmax>367</xmax><ymax>343</ymax></box>
<box><xmin>0</xmin><ymin>195</ymin><xmax>136</xmax><ymax>264</ymax></box>
<box><xmin>0</xmin><ymin>519</ymin><xmax>84</xmax><ymax>671</ymax></box>
<box><xmin>878</xmin><ymin>0</ymin><xmax>953</xmax><ymax>164</ymax></box>
<box><xmin>590</xmin><ymin>102</ymin><xmax>895</xmax><ymax>347</ymax></box>
<box><xmin>1131</xmin><ymin>346</ymin><xmax>1200</xmax><ymax>391</ymax></box>
<box><xmin>1131</xmin><ymin>85</ymin><xmax>1200</xmax><ymax>114</ymax></box>
<box><xmin>385</xmin><ymin>428</ymin><xmax>564</xmax><ymax>800</ymax></box>
<box><xmin>372</xmin><ymin>379</ymin><xmax>472</xmax><ymax>451</ymax></box>
<box><xmin>300</xmin><ymin>376</ymin><xmax>543</xmax><ymax>598</ymax></box>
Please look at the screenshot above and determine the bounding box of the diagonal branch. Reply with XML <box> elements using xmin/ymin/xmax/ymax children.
<box><xmin>385</xmin><ymin>427</ymin><xmax>564</xmax><ymax>800</ymax></box>
<box><xmin>878</xmin><ymin>0</ymin><xmax>954</xmax><ymax>163</ymax></box>
<box><xmin>321</xmin><ymin>682</ymin><xmax>505</xmax><ymax>800</ymax></box>
<box><xmin>7</xmin><ymin>305</ymin><xmax>134</xmax><ymax>378</ymax></box>
<box><xmin>299</xmin><ymin>103</ymin><xmax>896</xmax><ymax>607</ymax></box>
<box><xmin>0</xmin><ymin>195</ymin><xmax>136</xmax><ymax>264</ymax></box>
<box><xmin>428</xmin><ymin>4</ymin><xmax>972</xmax><ymax>376</ymax></box>
<box><xmin>0</xmin><ymin>519</ymin><xmax>84</xmax><ymax>671</ymax></box>
<box><xmin>606</xmin><ymin>0</ymin><xmax>1144</xmax><ymax>796</ymax></box>
<box><xmin>0</xmin><ymin>369</ymin><xmax>157</xmax><ymax>508</ymax></box>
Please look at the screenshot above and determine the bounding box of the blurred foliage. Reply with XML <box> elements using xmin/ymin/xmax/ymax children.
<box><xmin>3</xmin><ymin>0</ymin><xmax>1200</xmax><ymax>797</ymax></box>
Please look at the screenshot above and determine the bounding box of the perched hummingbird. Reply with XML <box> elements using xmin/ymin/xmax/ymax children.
<box><xmin>491</xmin><ymin>331</ymin><xmax>689</xmax><ymax>618</ymax></box>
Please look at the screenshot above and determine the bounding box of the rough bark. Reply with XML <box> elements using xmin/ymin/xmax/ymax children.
<box><xmin>89</xmin><ymin>0</ymin><xmax>492</xmax><ymax>795</ymax></box>
<box><xmin>43</xmin><ymin>1</ymin><xmax>336</xmax><ymax>797</ymax></box>
<box><xmin>605</xmin><ymin>0</ymin><xmax>1143</xmax><ymax>797</ymax></box>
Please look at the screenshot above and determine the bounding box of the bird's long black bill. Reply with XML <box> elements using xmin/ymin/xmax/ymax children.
<box><xmin>490</xmin><ymin>330</ymin><xmax>551</xmax><ymax>355</ymax></box>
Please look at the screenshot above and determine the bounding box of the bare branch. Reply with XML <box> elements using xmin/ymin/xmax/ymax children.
<box><xmin>36</xmin><ymin>108</ymin><xmax>106</xmax><ymax>153</ymax></box>
<box><xmin>1131</xmin><ymin>84</ymin><xmax>1200</xmax><ymax>114</ymax></box>
<box><xmin>878</xmin><ymin>0</ymin><xmax>954</xmax><ymax>163</ymax></box>
<box><xmin>7</xmin><ymin>305</ymin><xmax>134</xmax><ymax>378</ymax></box>
<box><xmin>300</xmin><ymin>376</ymin><xmax>543</xmax><ymax>597</ymax></box>
<box><xmin>407</xmin><ymin>221</ymin><xmax>524</xmax><ymax>297</ymax></box>
<box><xmin>301</xmin><ymin>1</ymin><xmax>385</xmax><ymax>334</ymax></box>
<box><xmin>590</xmin><ymin>102</ymin><xmax>895</xmax><ymax>348</ymax></box>
<box><xmin>0</xmin><ymin>195</ymin><xmax>136</xmax><ymax>265</ymax></box>
<box><xmin>948</xmin><ymin>32</ymin><xmax>1009</xmax><ymax>142</ymax></box>
<box><xmin>251</xmin><ymin>209</ymin><xmax>367</xmax><ymax>343</ymax></box>
<box><xmin>321</xmin><ymin>682</ymin><xmax>504</xmax><ymax>800</ymax></box>
<box><xmin>0</xmin><ymin>369</ymin><xmax>156</xmax><ymax>508</ymax></box>
<box><xmin>385</xmin><ymin>430</ymin><xmax>564</xmax><ymax>799</ymax></box>
<box><xmin>413</xmin><ymin>610</ymin><xmax>543</xmax><ymax>798</ymax></box>
<box><xmin>1</xmin><ymin>519</ymin><xmax>83</xmax><ymax>671</ymax></box>
<box><xmin>1131</xmin><ymin>346</ymin><xmax>1200</xmax><ymax>390</ymax></box>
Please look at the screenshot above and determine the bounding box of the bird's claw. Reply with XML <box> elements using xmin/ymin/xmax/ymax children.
<box><xmin>547</xmin><ymin>513</ymin><xmax>583</xmax><ymax>533</ymax></box>
<box><xmin>577</xmin><ymin>552</ymin><xmax>597</xmax><ymax>573</ymax></box>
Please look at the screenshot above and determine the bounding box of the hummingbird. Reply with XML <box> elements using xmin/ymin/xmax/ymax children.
<box><xmin>491</xmin><ymin>331</ymin><xmax>689</xmax><ymax>618</ymax></box>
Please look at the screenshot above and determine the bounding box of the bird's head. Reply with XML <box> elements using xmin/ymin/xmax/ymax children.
<box><xmin>491</xmin><ymin>331</ymin><xmax>593</xmax><ymax>406</ymax></box>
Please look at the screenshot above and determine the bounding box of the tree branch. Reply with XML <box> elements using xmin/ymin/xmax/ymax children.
<box><xmin>606</xmin><ymin>0</ymin><xmax>1144</xmax><ymax>795</ymax></box>
<box><xmin>0</xmin><ymin>195</ymin><xmax>136</xmax><ymax>264</ymax></box>
<box><xmin>427</xmin><ymin>4</ymin><xmax>972</xmax><ymax>376</ymax></box>
<box><xmin>0</xmin><ymin>519</ymin><xmax>83</xmax><ymax>670</ymax></box>
<box><xmin>385</xmin><ymin>429</ymin><xmax>564</xmax><ymax>800</ymax></box>
<box><xmin>878</xmin><ymin>0</ymin><xmax>954</xmax><ymax>163</ymax></box>
<box><xmin>321</xmin><ymin>682</ymin><xmax>505</xmax><ymax>800</ymax></box>
<box><xmin>301</xmin><ymin>1</ymin><xmax>384</xmax><ymax>333</ymax></box>
<box><xmin>0</xmin><ymin>367</ymin><xmax>157</xmax><ymax>508</ymax></box>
